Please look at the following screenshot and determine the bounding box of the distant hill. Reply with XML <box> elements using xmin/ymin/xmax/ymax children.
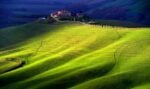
<box><xmin>0</xmin><ymin>22</ymin><xmax>150</xmax><ymax>89</ymax></box>
<box><xmin>70</xmin><ymin>0</ymin><xmax>150</xmax><ymax>25</ymax></box>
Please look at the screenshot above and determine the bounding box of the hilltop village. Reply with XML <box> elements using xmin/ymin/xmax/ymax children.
<box><xmin>36</xmin><ymin>9</ymin><xmax>143</xmax><ymax>27</ymax></box>
<box><xmin>37</xmin><ymin>10</ymin><xmax>91</xmax><ymax>23</ymax></box>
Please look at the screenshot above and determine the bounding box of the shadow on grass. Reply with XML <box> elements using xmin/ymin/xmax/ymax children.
<box><xmin>0</xmin><ymin>58</ymin><xmax>26</xmax><ymax>74</ymax></box>
<box><xmin>0</xmin><ymin>50</ymin><xmax>92</xmax><ymax>87</ymax></box>
<box><xmin>89</xmin><ymin>20</ymin><xmax>150</xmax><ymax>28</ymax></box>
<box><xmin>36</xmin><ymin>63</ymin><xmax>114</xmax><ymax>89</ymax></box>
<box><xmin>0</xmin><ymin>22</ymin><xmax>60</xmax><ymax>50</ymax></box>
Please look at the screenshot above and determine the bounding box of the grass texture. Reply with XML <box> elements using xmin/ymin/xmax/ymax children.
<box><xmin>0</xmin><ymin>21</ymin><xmax>150</xmax><ymax>89</ymax></box>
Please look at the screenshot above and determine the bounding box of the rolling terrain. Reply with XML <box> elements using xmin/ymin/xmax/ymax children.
<box><xmin>0</xmin><ymin>21</ymin><xmax>150</xmax><ymax>89</ymax></box>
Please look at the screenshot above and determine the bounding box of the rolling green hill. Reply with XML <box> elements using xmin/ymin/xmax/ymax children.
<box><xmin>0</xmin><ymin>22</ymin><xmax>150</xmax><ymax>89</ymax></box>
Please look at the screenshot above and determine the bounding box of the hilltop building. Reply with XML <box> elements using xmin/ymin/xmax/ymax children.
<box><xmin>50</xmin><ymin>10</ymin><xmax>72</xmax><ymax>21</ymax></box>
<box><xmin>37</xmin><ymin>10</ymin><xmax>91</xmax><ymax>24</ymax></box>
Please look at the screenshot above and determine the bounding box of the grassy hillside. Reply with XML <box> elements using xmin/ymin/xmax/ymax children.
<box><xmin>0</xmin><ymin>22</ymin><xmax>150</xmax><ymax>89</ymax></box>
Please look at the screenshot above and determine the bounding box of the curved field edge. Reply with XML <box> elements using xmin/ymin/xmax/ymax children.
<box><xmin>0</xmin><ymin>22</ymin><xmax>149</xmax><ymax>89</ymax></box>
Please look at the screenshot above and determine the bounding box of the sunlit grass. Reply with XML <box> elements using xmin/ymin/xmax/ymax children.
<box><xmin>0</xmin><ymin>22</ymin><xmax>149</xmax><ymax>89</ymax></box>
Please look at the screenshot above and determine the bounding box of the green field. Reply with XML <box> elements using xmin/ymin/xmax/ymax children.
<box><xmin>0</xmin><ymin>21</ymin><xmax>150</xmax><ymax>89</ymax></box>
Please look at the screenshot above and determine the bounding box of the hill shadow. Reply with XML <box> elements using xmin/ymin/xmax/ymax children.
<box><xmin>88</xmin><ymin>20</ymin><xmax>150</xmax><ymax>28</ymax></box>
<box><xmin>0</xmin><ymin>22</ymin><xmax>60</xmax><ymax>50</ymax></box>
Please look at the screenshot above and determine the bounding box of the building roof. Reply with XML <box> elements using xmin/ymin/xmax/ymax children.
<box><xmin>51</xmin><ymin>10</ymin><xmax>72</xmax><ymax>18</ymax></box>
